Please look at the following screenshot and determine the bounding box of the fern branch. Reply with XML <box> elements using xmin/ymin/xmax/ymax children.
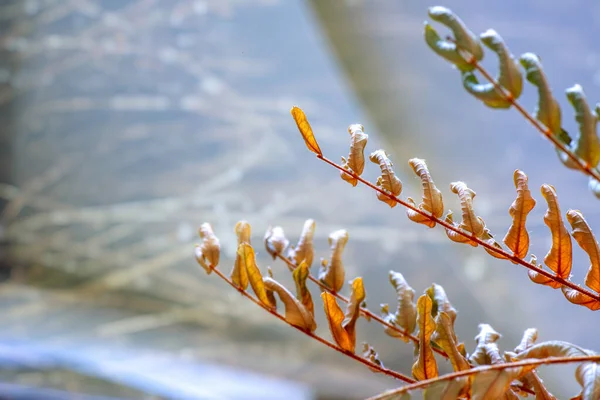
<box><xmin>274</xmin><ymin>252</ymin><xmax>450</xmax><ymax>359</ymax></box>
<box><xmin>209</xmin><ymin>265</ymin><xmax>416</xmax><ymax>383</ymax></box>
<box><xmin>316</xmin><ymin>154</ymin><xmax>600</xmax><ymax>305</ymax></box>
<box><xmin>366</xmin><ymin>354</ymin><xmax>600</xmax><ymax>400</ymax></box>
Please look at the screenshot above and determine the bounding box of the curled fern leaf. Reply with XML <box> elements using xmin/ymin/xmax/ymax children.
<box><xmin>503</xmin><ymin>170</ymin><xmax>536</xmax><ymax>259</ymax></box>
<box><xmin>288</xmin><ymin>219</ymin><xmax>316</xmax><ymax>268</ymax></box>
<box><xmin>462</xmin><ymin>30</ymin><xmax>523</xmax><ymax>108</ymax></box>
<box><xmin>194</xmin><ymin>223</ymin><xmax>220</xmax><ymax>274</ymax></box>
<box><xmin>412</xmin><ymin>295</ymin><xmax>438</xmax><ymax>381</ymax></box>
<box><xmin>264</xmin><ymin>276</ymin><xmax>317</xmax><ymax>332</ymax></box>
<box><xmin>319</xmin><ymin>229</ymin><xmax>349</xmax><ymax>292</ymax></box>
<box><xmin>424</xmin><ymin>6</ymin><xmax>483</xmax><ymax>72</ymax></box>
<box><xmin>341</xmin><ymin>124</ymin><xmax>369</xmax><ymax>186</ymax></box>
<box><xmin>369</xmin><ymin>150</ymin><xmax>403</xmax><ymax>207</ymax></box>
<box><xmin>445</xmin><ymin>182</ymin><xmax>486</xmax><ymax>246</ymax></box>
<box><xmin>406</xmin><ymin>158</ymin><xmax>444</xmax><ymax>228</ymax></box>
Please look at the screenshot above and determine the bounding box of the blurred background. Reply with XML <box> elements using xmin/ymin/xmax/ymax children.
<box><xmin>1</xmin><ymin>0</ymin><xmax>600</xmax><ymax>399</ymax></box>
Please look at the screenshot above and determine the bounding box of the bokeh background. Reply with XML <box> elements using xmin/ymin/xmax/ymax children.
<box><xmin>1</xmin><ymin>0</ymin><xmax>600</xmax><ymax>399</ymax></box>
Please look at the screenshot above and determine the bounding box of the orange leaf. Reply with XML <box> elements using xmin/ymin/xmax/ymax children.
<box><xmin>567</xmin><ymin>209</ymin><xmax>600</xmax><ymax>293</ymax></box>
<box><xmin>237</xmin><ymin>243</ymin><xmax>273</xmax><ymax>308</ymax></box>
<box><xmin>503</xmin><ymin>170</ymin><xmax>536</xmax><ymax>259</ymax></box>
<box><xmin>342</xmin><ymin>277</ymin><xmax>366</xmax><ymax>349</ymax></box>
<box><xmin>290</xmin><ymin>106</ymin><xmax>322</xmax><ymax>155</ymax></box>
<box><xmin>322</xmin><ymin>292</ymin><xmax>354</xmax><ymax>352</ymax></box>
<box><xmin>412</xmin><ymin>294</ymin><xmax>438</xmax><ymax>380</ymax></box>
<box><xmin>264</xmin><ymin>276</ymin><xmax>316</xmax><ymax>331</ymax></box>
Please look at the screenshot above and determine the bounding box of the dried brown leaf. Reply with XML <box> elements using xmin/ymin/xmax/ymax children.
<box><xmin>369</xmin><ymin>149</ymin><xmax>403</xmax><ymax>207</ymax></box>
<box><xmin>561</xmin><ymin>286</ymin><xmax>600</xmax><ymax>310</ymax></box>
<box><xmin>362</xmin><ymin>342</ymin><xmax>385</xmax><ymax>372</ymax></box>
<box><xmin>288</xmin><ymin>219</ymin><xmax>316</xmax><ymax>268</ymax></box>
<box><xmin>387</xmin><ymin>271</ymin><xmax>417</xmax><ymax>339</ymax></box>
<box><xmin>341</xmin><ymin>124</ymin><xmax>369</xmax><ymax>186</ymax></box>
<box><xmin>406</xmin><ymin>158</ymin><xmax>444</xmax><ymax>227</ymax></box>
<box><xmin>511</xmin><ymin>340</ymin><xmax>594</xmax><ymax>360</ymax></box>
<box><xmin>445</xmin><ymin>182</ymin><xmax>485</xmax><ymax>246</ymax></box>
<box><xmin>470</xmin><ymin>324</ymin><xmax>501</xmax><ymax>365</ymax></box>
<box><xmin>575</xmin><ymin>362</ymin><xmax>600</xmax><ymax>400</ymax></box>
<box><xmin>194</xmin><ymin>223</ymin><xmax>220</xmax><ymax>274</ymax></box>
<box><xmin>514</xmin><ymin>328</ymin><xmax>538</xmax><ymax>354</ymax></box>
<box><xmin>263</xmin><ymin>276</ymin><xmax>316</xmax><ymax>332</ymax></box>
<box><xmin>264</xmin><ymin>225</ymin><xmax>289</xmax><ymax>260</ymax></box>
<box><xmin>231</xmin><ymin>221</ymin><xmax>251</xmax><ymax>288</ymax></box>
<box><xmin>503</xmin><ymin>170</ymin><xmax>536</xmax><ymax>259</ymax></box>
<box><xmin>412</xmin><ymin>294</ymin><xmax>438</xmax><ymax>381</ymax></box>
<box><xmin>290</xmin><ymin>106</ymin><xmax>322</xmax><ymax>155</ymax></box>
<box><xmin>237</xmin><ymin>243</ymin><xmax>273</xmax><ymax>308</ymax></box>
<box><xmin>423</xmin><ymin>377</ymin><xmax>469</xmax><ymax>400</ymax></box>
<box><xmin>567</xmin><ymin>210</ymin><xmax>600</xmax><ymax>293</ymax></box>
<box><xmin>265</xmin><ymin>267</ymin><xmax>277</xmax><ymax>308</ymax></box>
<box><xmin>528</xmin><ymin>185</ymin><xmax>572</xmax><ymax>288</ymax></box>
<box><xmin>471</xmin><ymin>366</ymin><xmax>536</xmax><ymax>400</ymax></box>
<box><xmin>342</xmin><ymin>277</ymin><xmax>366</xmax><ymax>351</ymax></box>
<box><xmin>319</xmin><ymin>229</ymin><xmax>348</xmax><ymax>292</ymax></box>
<box><xmin>512</xmin><ymin>329</ymin><xmax>556</xmax><ymax>400</ymax></box>
<box><xmin>426</xmin><ymin>283</ymin><xmax>457</xmax><ymax>324</ymax></box>
<box><xmin>292</xmin><ymin>261</ymin><xmax>314</xmax><ymax>317</ymax></box>
<box><xmin>432</xmin><ymin>312</ymin><xmax>470</xmax><ymax>372</ymax></box>
<box><xmin>481</xmin><ymin>226</ymin><xmax>510</xmax><ymax>260</ymax></box>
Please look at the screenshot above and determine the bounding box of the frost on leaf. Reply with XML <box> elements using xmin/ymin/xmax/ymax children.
<box><xmin>319</xmin><ymin>229</ymin><xmax>348</xmax><ymax>292</ymax></box>
<box><xmin>514</xmin><ymin>328</ymin><xmax>538</xmax><ymax>354</ymax></box>
<box><xmin>561</xmin><ymin>210</ymin><xmax>600</xmax><ymax>310</ymax></box>
<box><xmin>510</xmin><ymin>340</ymin><xmax>594</xmax><ymax>360</ymax></box>
<box><xmin>321</xmin><ymin>277</ymin><xmax>366</xmax><ymax>353</ymax></box>
<box><xmin>589</xmin><ymin>177</ymin><xmax>600</xmax><ymax>199</ymax></box>
<box><xmin>290</xmin><ymin>106</ymin><xmax>322</xmax><ymax>156</ymax></box>
<box><xmin>426</xmin><ymin>283</ymin><xmax>457</xmax><ymax>324</ymax></box>
<box><xmin>383</xmin><ymin>271</ymin><xmax>417</xmax><ymax>341</ymax></box>
<box><xmin>194</xmin><ymin>223</ymin><xmax>220</xmax><ymax>274</ymax></box>
<box><xmin>369</xmin><ymin>149</ymin><xmax>402</xmax><ymax>207</ymax></box>
<box><xmin>288</xmin><ymin>219</ymin><xmax>316</xmax><ymax>268</ymax></box>
<box><xmin>503</xmin><ymin>170</ymin><xmax>536</xmax><ymax>259</ymax></box>
<box><xmin>237</xmin><ymin>243</ymin><xmax>274</xmax><ymax>308</ymax></box>
<box><xmin>480</xmin><ymin>227</ymin><xmax>509</xmax><ymax>260</ymax></box>
<box><xmin>528</xmin><ymin>185</ymin><xmax>572</xmax><ymax>288</ymax></box>
<box><xmin>469</xmin><ymin>324</ymin><xmax>501</xmax><ymax>366</ymax></box>
<box><xmin>263</xmin><ymin>276</ymin><xmax>316</xmax><ymax>332</ymax></box>
<box><xmin>462</xmin><ymin>30</ymin><xmax>523</xmax><ymax>109</ymax></box>
<box><xmin>422</xmin><ymin>377</ymin><xmax>468</xmax><ymax>400</ymax></box>
<box><xmin>445</xmin><ymin>181</ymin><xmax>486</xmax><ymax>246</ymax></box>
<box><xmin>231</xmin><ymin>221</ymin><xmax>252</xmax><ymax>289</ymax></box>
<box><xmin>432</xmin><ymin>312</ymin><xmax>470</xmax><ymax>372</ymax></box>
<box><xmin>362</xmin><ymin>343</ymin><xmax>385</xmax><ymax>372</ymax></box>
<box><xmin>340</xmin><ymin>124</ymin><xmax>368</xmax><ymax>186</ymax></box>
<box><xmin>293</xmin><ymin>261</ymin><xmax>314</xmax><ymax>317</ymax></box>
<box><xmin>406</xmin><ymin>158</ymin><xmax>444</xmax><ymax>227</ymax></box>
<box><xmin>424</xmin><ymin>6</ymin><xmax>483</xmax><ymax>72</ymax></box>
<box><xmin>574</xmin><ymin>362</ymin><xmax>600</xmax><ymax>400</ymax></box>
<box><xmin>519</xmin><ymin>53</ymin><xmax>563</xmax><ymax>139</ymax></box>
<box><xmin>559</xmin><ymin>85</ymin><xmax>600</xmax><ymax>170</ymax></box>
<box><xmin>471</xmin><ymin>366</ymin><xmax>535</xmax><ymax>400</ymax></box>
<box><xmin>412</xmin><ymin>294</ymin><xmax>438</xmax><ymax>381</ymax></box>
<box><xmin>512</xmin><ymin>329</ymin><xmax>557</xmax><ymax>400</ymax></box>
<box><xmin>264</xmin><ymin>226</ymin><xmax>289</xmax><ymax>260</ymax></box>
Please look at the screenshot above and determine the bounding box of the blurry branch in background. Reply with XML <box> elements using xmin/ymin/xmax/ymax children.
<box><xmin>424</xmin><ymin>6</ymin><xmax>600</xmax><ymax>199</ymax></box>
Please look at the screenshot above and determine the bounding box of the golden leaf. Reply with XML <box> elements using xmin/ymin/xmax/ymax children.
<box><xmin>340</xmin><ymin>124</ymin><xmax>369</xmax><ymax>186</ymax></box>
<box><xmin>342</xmin><ymin>277</ymin><xmax>366</xmax><ymax>350</ymax></box>
<box><xmin>292</xmin><ymin>261</ymin><xmax>314</xmax><ymax>317</ymax></box>
<box><xmin>566</xmin><ymin>210</ymin><xmax>600</xmax><ymax>293</ymax></box>
<box><xmin>288</xmin><ymin>219</ymin><xmax>316</xmax><ymax>268</ymax></box>
<box><xmin>237</xmin><ymin>243</ymin><xmax>273</xmax><ymax>308</ymax></box>
<box><xmin>290</xmin><ymin>106</ymin><xmax>322</xmax><ymax>155</ymax></box>
<box><xmin>503</xmin><ymin>170</ymin><xmax>536</xmax><ymax>259</ymax></box>
<box><xmin>322</xmin><ymin>292</ymin><xmax>354</xmax><ymax>352</ymax></box>
<box><xmin>412</xmin><ymin>294</ymin><xmax>438</xmax><ymax>381</ymax></box>
<box><xmin>471</xmin><ymin>366</ymin><xmax>536</xmax><ymax>400</ymax></box>
<box><xmin>369</xmin><ymin>149</ymin><xmax>403</xmax><ymax>207</ymax></box>
<box><xmin>194</xmin><ymin>222</ymin><xmax>220</xmax><ymax>274</ymax></box>
<box><xmin>445</xmin><ymin>182</ymin><xmax>485</xmax><ymax>246</ymax></box>
<box><xmin>264</xmin><ymin>225</ymin><xmax>289</xmax><ymax>260</ymax></box>
<box><xmin>386</xmin><ymin>271</ymin><xmax>417</xmax><ymax>340</ymax></box>
<box><xmin>432</xmin><ymin>312</ymin><xmax>470</xmax><ymax>372</ymax></box>
<box><xmin>319</xmin><ymin>229</ymin><xmax>348</xmax><ymax>292</ymax></box>
<box><xmin>230</xmin><ymin>221</ymin><xmax>252</xmax><ymax>288</ymax></box>
<box><xmin>263</xmin><ymin>276</ymin><xmax>316</xmax><ymax>332</ymax></box>
<box><xmin>528</xmin><ymin>185</ymin><xmax>572</xmax><ymax>288</ymax></box>
<box><xmin>406</xmin><ymin>158</ymin><xmax>444</xmax><ymax>228</ymax></box>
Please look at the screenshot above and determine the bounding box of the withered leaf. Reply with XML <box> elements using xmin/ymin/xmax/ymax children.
<box><xmin>292</xmin><ymin>261</ymin><xmax>314</xmax><ymax>317</ymax></box>
<box><xmin>369</xmin><ymin>149</ymin><xmax>403</xmax><ymax>207</ymax></box>
<box><xmin>195</xmin><ymin>222</ymin><xmax>220</xmax><ymax>274</ymax></box>
<box><xmin>470</xmin><ymin>324</ymin><xmax>501</xmax><ymax>365</ymax></box>
<box><xmin>288</xmin><ymin>219</ymin><xmax>316</xmax><ymax>268</ymax></box>
<box><xmin>231</xmin><ymin>221</ymin><xmax>252</xmax><ymax>288</ymax></box>
<box><xmin>503</xmin><ymin>170</ymin><xmax>536</xmax><ymax>259</ymax></box>
<box><xmin>412</xmin><ymin>294</ymin><xmax>438</xmax><ymax>381</ymax></box>
<box><xmin>319</xmin><ymin>229</ymin><xmax>348</xmax><ymax>292</ymax></box>
<box><xmin>362</xmin><ymin>343</ymin><xmax>385</xmax><ymax>372</ymax></box>
<box><xmin>561</xmin><ymin>286</ymin><xmax>600</xmax><ymax>311</ymax></box>
<box><xmin>340</xmin><ymin>124</ymin><xmax>368</xmax><ymax>186</ymax></box>
<box><xmin>514</xmin><ymin>328</ymin><xmax>538</xmax><ymax>354</ymax></box>
<box><xmin>237</xmin><ymin>243</ymin><xmax>273</xmax><ymax>308</ymax></box>
<box><xmin>529</xmin><ymin>185</ymin><xmax>572</xmax><ymax>288</ymax></box>
<box><xmin>322</xmin><ymin>277</ymin><xmax>366</xmax><ymax>353</ymax></box>
<box><xmin>481</xmin><ymin>227</ymin><xmax>509</xmax><ymax>260</ymax></box>
<box><xmin>264</xmin><ymin>225</ymin><xmax>289</xmax><ymax>260</ymax></box>
<box><xmin>263</xmin><ymin>276</ymin><xmax>316</xmax><ymax>332</ymax></box>
<box><xmin>290</xmin><ymin>106</ymin><xmax>322</xmax><ymax>156</ymax></box>
<box><xmin>471</xmin><ymin>366</ymin><xmax>536</xmax><ymax>400</ymax></box>
<box><xmin>426</xmin><ymin>283</ymin><xmax>457</xmax><ymax>324</ymax></box>
<box><xmin>445</xmin><ymin>181</ymin><xmax>485</xmax><ymax>246</ymax></box>
<box><xmin>432</xmin><ymin>312</ymin><xmax>470</xmax><ymax>372</ymax></box>
<box><xmin>423</xmin><ymin>377</ymin><xmax>469</xmax><ymax>400</ymax></box>
<box><xmin>567</xmin><ymin>210</ymin><xmax>600</xmax><ymax>293</ymax></box>
<box><xmin>406</xmin><ymin>158</ymin><xmax>444</xmax><ymax>228</ymax></box>
<box><xmin>265</xmin><ymin>267</ymin><xmax>277</xmax><ymax>308</ymax></box>
<box><xmin>510</xmin><ymin>340</ymin><xmax>594</xmax><ymax>360</ymax></box>
<box><xmin>575</xmin><ymin>362</ymin><xmax>600</xmax><ymax>400</ymax></box>
<box><xmin>388</xmin><ymin>271</ymin><xmax>417</xmax><ymax>339</ymax></box>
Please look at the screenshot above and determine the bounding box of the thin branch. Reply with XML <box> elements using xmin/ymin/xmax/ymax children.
<box><xmin>317</xmin><ymin>155</ymin><xmax>600</xmax><ymax>304</ymax></box>
<box><xmin>209</xmin><ymin>266</ymin><xmax>416</xmax><ymax>384</ymax></box>
<box><xmin>366</xmin><ymin>354</ymin><xmax>600</xmax><ymax>400</ymax></box>
<box><xmin>274</xmin><ymin>253</ymin><xmax>450</xmax><ymax>359</ymax></box>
